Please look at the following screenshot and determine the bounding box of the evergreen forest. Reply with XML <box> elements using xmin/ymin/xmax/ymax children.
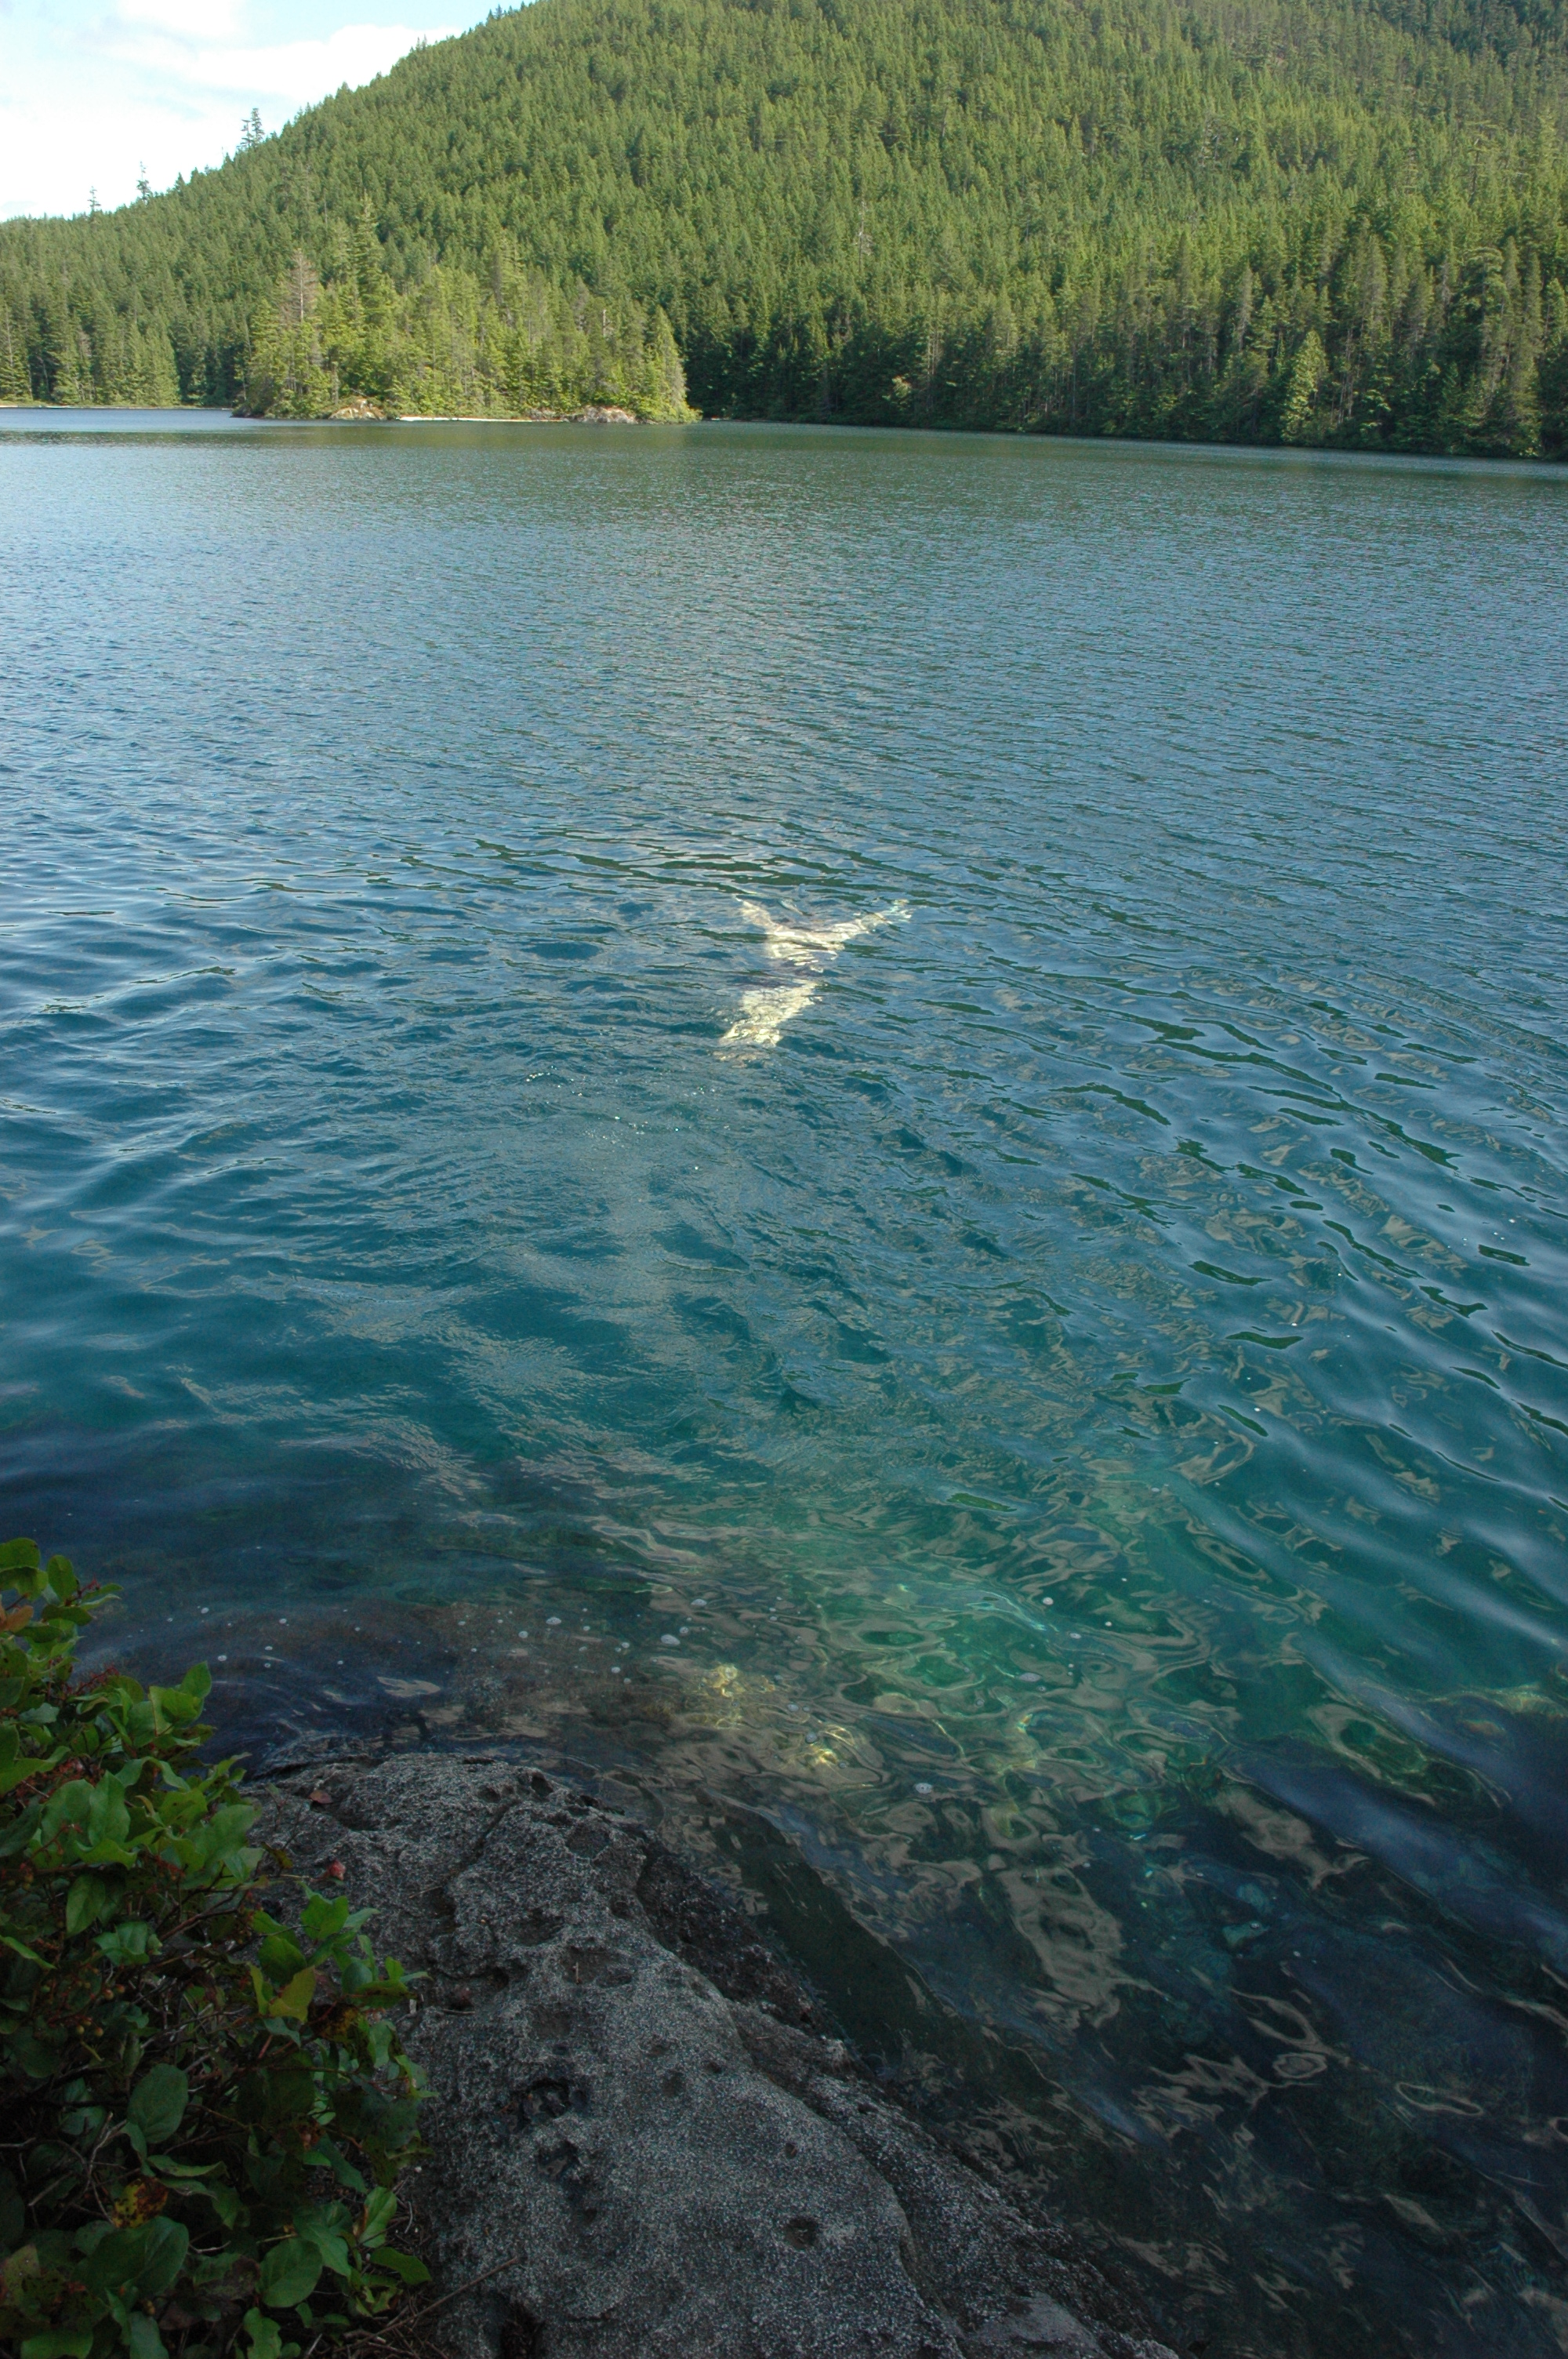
<box><xmin>2</xmin><ymin>0</ymin><xmax>1566</xmax><ymax>451</ymax></box>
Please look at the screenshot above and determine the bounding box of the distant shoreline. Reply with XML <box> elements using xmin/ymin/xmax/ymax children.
<box><xmin>0</xmin><ymin>400</ymin><xmax>665</xmax><ymax>424</ymax></box>
<box><xmin>242</xmin><ymin>400</ymin><xmax>657</xmax><ymax>425</ymax></box>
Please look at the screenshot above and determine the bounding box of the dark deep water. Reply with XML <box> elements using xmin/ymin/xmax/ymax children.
<box><xmin>4</xmin><ymin>409</ymin><xmax>1568</xmax><ymax>2356</ymax></box>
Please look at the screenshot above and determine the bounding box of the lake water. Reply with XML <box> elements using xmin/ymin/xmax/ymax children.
<box><xmin>4</xmin><ymin>409</ymin><xmax>1568</xmax><ymax>2357</ymax></box>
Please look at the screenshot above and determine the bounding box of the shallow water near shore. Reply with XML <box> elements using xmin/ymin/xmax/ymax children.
<box><xmin>5</xmin><ymin>409</ymin><xmax>1568</xmax><ymax>2356</ymax></box>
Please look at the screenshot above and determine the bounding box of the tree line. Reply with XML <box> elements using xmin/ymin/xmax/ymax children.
<box><xmin>0</xmin><ymin>0</ymin><xmax>1565</xmax><ymax>452</ymax></box>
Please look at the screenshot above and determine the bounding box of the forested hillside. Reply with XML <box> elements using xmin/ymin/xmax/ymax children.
<box><xmin>2</xmin><ymin>0</ymin><xmax>1566</xmax><ymax>449</ymax></box>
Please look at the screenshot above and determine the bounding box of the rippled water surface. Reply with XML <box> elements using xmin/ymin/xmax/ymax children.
<box><xmin>5</xmin><ymin>410</ymin><xmax>1568</xmax><ymax>2355</ymax></box>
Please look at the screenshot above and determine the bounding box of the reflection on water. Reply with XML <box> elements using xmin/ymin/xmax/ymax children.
<box><xmin>720</xmin><ymin>899</ymin><xmax>909</xmax><ymax>1047</ymax></box>
<box><xmin>3</xmin><ymin>413</ymin><xmax>1568</xmax><ymax>2357</ymax></box>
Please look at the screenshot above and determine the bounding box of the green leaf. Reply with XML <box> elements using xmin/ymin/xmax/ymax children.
<box><xmin>64</xmin><ymin>1874</ymin><xmax>108</xmax><ymax>1936</ymax></box>
<box><xmin>42</xmin><ymin>1779</ymin><xmax>94</xmax><ymax>1837</ymax></box>
<box><xmin>125</xmin><ymin>2314</ymin><xmax>166</xmax><ymax>2359</ymax></box>
<box><xmin>300</xmin><ymin>1894</ymin><xmax>350</xmax><ymax>1944</ymax></box>
<box><xmin>306</xmin><ymin>2136</ymin><xmax>366</xmax><ymax>2195</ymax></box>
<box><xmin>295</xmin><ymin>2210</ymin><xmax>353</xmax><ymax>2277</ymax></box>
<box><xmin>0</xmin><ymin>1537</ymin><xmax>42</xmax><ymax>1576</ymax></box>
<box><xmin>267</xmin><ymin>1966</ymin><xmax>318</xmax><ymax>2022</ymax></box>
<box><xmin>85</xmin><ymin>1780</ymin><xmax>130</xmax><ymax>1848</ymax></box>
<box><xmin>241</xmin><ymin>2310</ymin><xmax>284</xmax><ymax>2359</ymax></box>
<box><xmin>150</xmin><ymin>1680</ymin><xmax>203</xmax><ymax>1732</ymax></box>
<box><xmin>0</xmin><ymin>1743</ymin><xmax>64</xmax><ymax>1798</ymax></box>
<box><xmin>201</xmin><ymin>2181</ymin><xmax>241</xmax><ymax>2229</ymax></box>
<box><xmin>180</xmin><ymin>1801</ymin><xmax>257</xmax><ymax>1875</ymax></box>
<box><xmin>43</xmin><ymin>1556</ymin><xmax>77</xmax><ymax>1602</ymax></box>
<box><xmin>20</xmin><ymin>2334</ymin><xmax>93</xmax><ymax>2359</ymax></box>
<box><xmin>128</xmin><ymin>2064</ymin><xmax>188</xmax><ymax>2147</ymax></box>
<box><xmin>137</xmin><ymin>2215</ymin><xmax>188</xmax><ymax>2299</ymax></box>
<box><xmin>372</xmin><ymin>2247</ymin><xmax>431</xmax><ymax>2285</ymax></box>
<box><xmin>81</xmin><ymin>2225</ymin><xmax>148</xmax><ymax>2296</ymax></box>
<box><xmin>258</xmin><ymin>1932</ymin><xmax>306</xmax><ymax>1980</ymax></box>
<box><xmin>96</xmin><ymin>1919</ymin><xmax>155</xmax><ymax>1966</ymax></box>
<box><xmin>2</xmin><ymin>2241</ymin><xmax>43</xmax><ymax>2304</ymax></box>
<box><xmin>5</xmin><ymin>2030</ymin><xmax>60</xmax><ymax>2079</ymax></box>
<box><xmin>0</xmin><ymin>1800</ymin><xmax>43</xmax><ymax>1859</ymax></box>
<box><xmin>360</xmin><ymin>2186</ymin><xmax>397</xmax><ymax>2248</ymax></box>
<box><xmin>258</xmin><ymin>2237</ymin><xmax>323</xmax><ymax>2310</ymax></box>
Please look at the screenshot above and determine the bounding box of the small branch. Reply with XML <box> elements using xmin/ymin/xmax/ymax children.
<box><xmin>399</xmin><ymin>2248</ymin><xmax>530</xmax><ymax>2326</ymax></box>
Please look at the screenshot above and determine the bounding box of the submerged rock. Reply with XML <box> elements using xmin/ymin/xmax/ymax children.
<box><xmin>258</xmin><ymin>1755</ymin><xmax>1177</xmax><ymax>2359</ymax></box>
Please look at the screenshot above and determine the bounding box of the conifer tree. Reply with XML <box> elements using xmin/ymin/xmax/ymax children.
<box><xmin>0</xmin><ymin>304</ymin><xmax>31</xmax><ymax>402</ymax></box>
<box><xmin>1280</xmin><ymin>329</ymin><xmax>1327</xmax><ymax>442</ymax></box>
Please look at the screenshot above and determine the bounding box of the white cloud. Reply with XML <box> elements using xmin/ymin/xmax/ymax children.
<box><xmin>118</xmin><ymin>18</ymin><xmax>454</xmax><ymax>106</ymax></box>
<box><xmin>116</xmin><ymin>0</ymin><xmax>249</xmax><ymax>39</ymax></box>
<box><xmin>0</xmin><ymin>1</ymin><xmax>472</xmax><ymax>220</ymax></box>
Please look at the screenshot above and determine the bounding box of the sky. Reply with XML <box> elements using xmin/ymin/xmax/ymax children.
<box><xmin>0</xmin><ymin>0</ymin><xmax>494</xmax><ymax>220</ymax></box>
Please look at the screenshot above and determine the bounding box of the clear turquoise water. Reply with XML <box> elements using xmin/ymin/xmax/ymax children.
<box><xmin>4</xmin><ymin>410</ymin><xmax>1568</xmax><ymax>2355</ymax></box>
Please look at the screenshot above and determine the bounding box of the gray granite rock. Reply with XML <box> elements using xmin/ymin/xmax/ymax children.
<box><xmin>257</xmin><ymin>1754</ymin><xmax>1177</xmax><ymax>2359</ymax></box>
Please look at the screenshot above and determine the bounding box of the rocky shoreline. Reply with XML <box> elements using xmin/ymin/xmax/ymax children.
<box><xmin>258</xmin><ymin>1753</ymin><xmax>1179</xmax><ymax>2359</ymax></box>
<box><xmin>315</xmin><ymin>399</ymin><xmax>646</xmax><ymax>424</ymax></box>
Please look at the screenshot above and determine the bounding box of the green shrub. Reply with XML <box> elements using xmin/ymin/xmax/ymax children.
<box><xmin>0</xmin><ymin>1539</ymin><xmax>426</xmax><ymax>2359</ymax></box>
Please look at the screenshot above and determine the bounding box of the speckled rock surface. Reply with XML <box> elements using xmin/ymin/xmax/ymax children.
<box><xmin>257</xmin><ymin>1754</ymin><xmax>1178</xmax><ymax>2359</ymax></box>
